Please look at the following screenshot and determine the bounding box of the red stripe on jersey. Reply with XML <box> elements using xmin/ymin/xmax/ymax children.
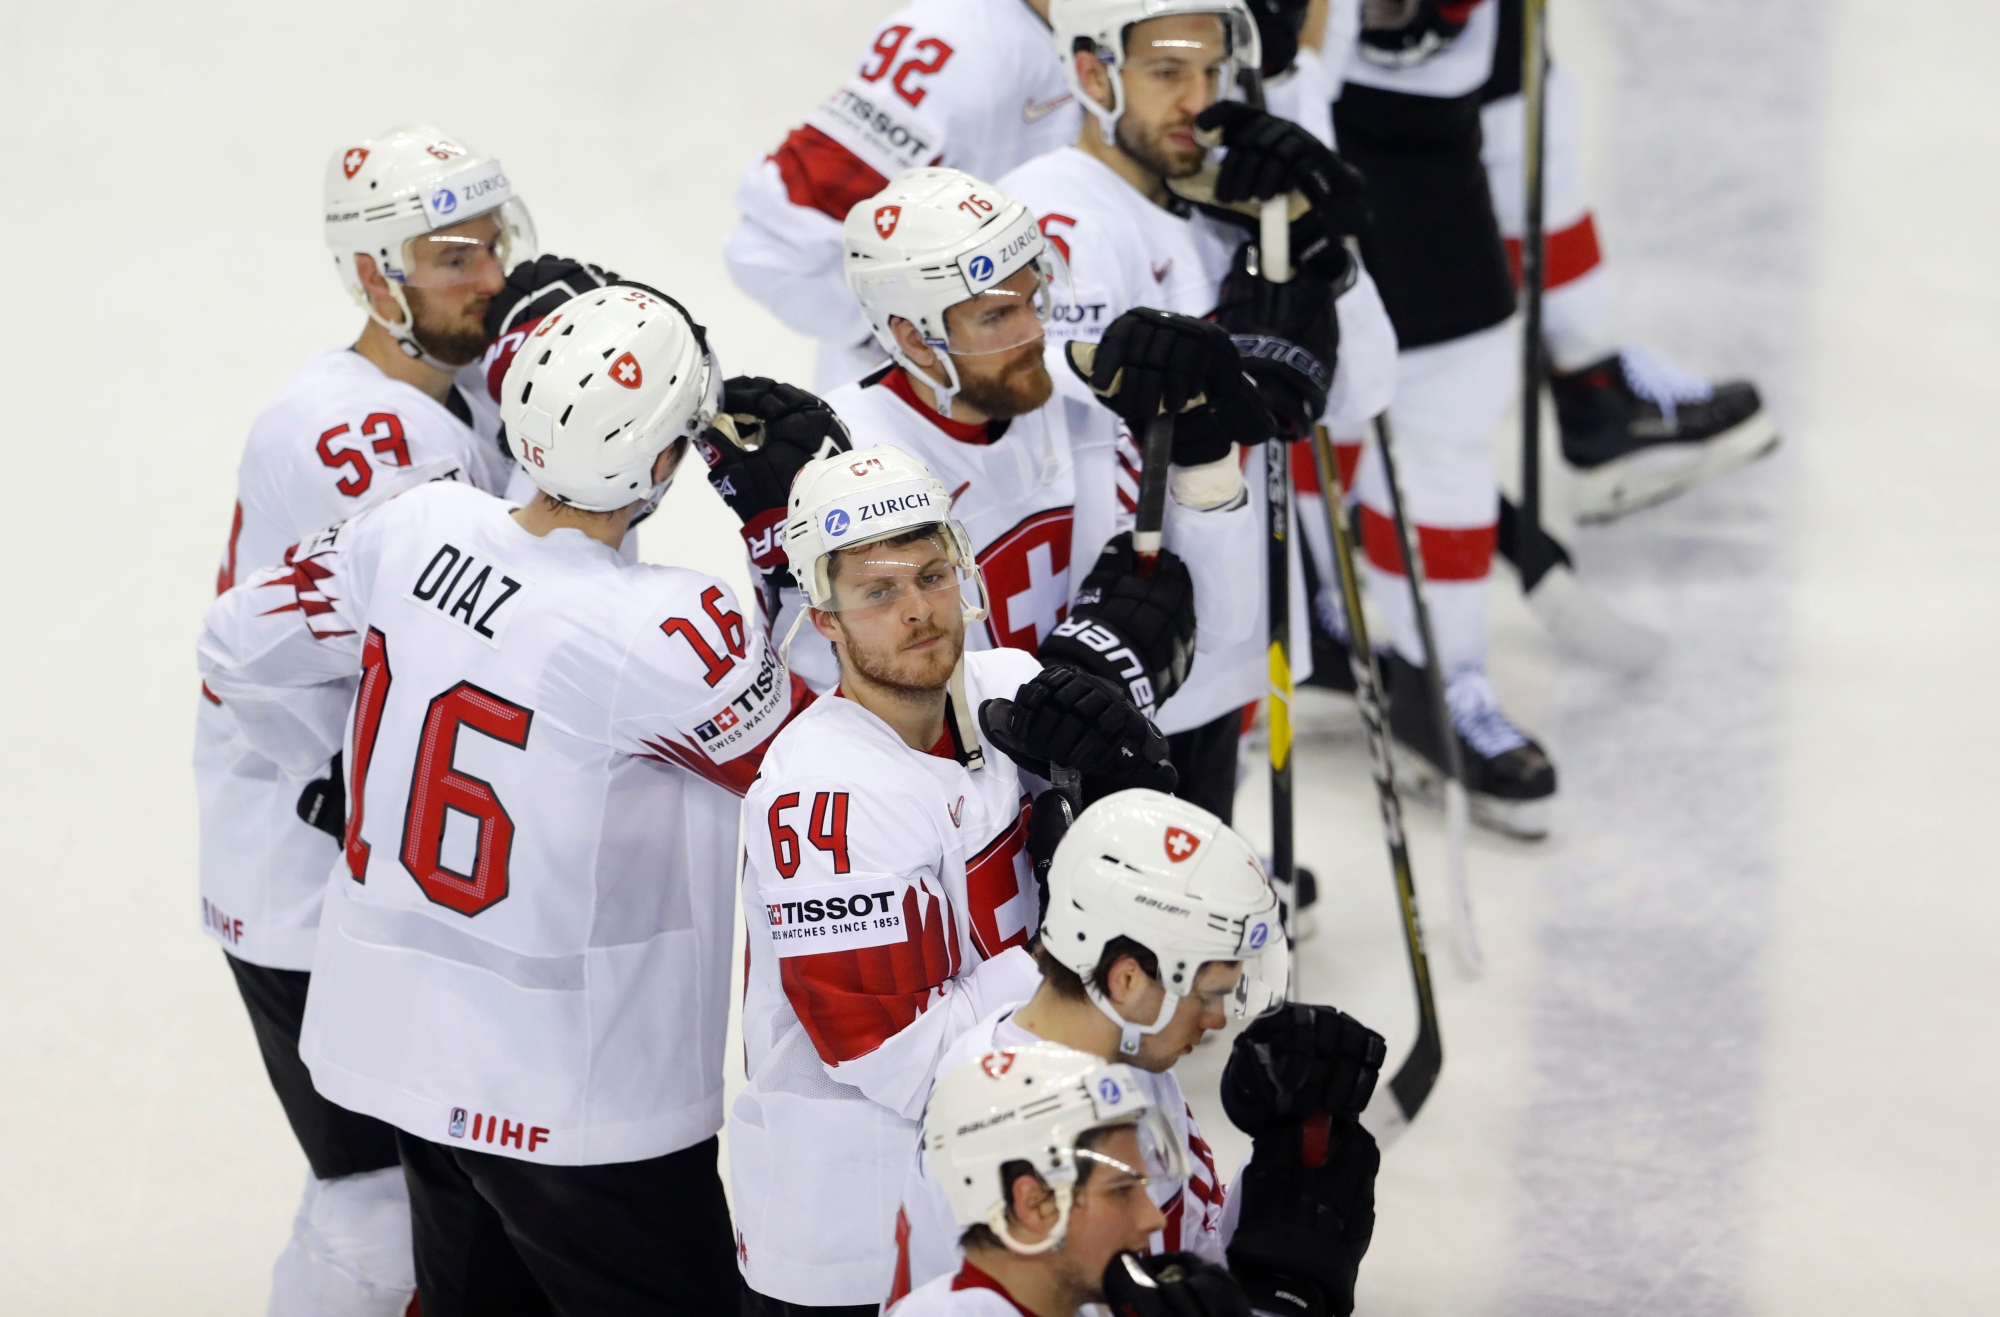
<box><xmin>1117</xmin><ymin>488</ymin><xmax>1138</xmax><ymax>513</ymax></box>
<box><xmin>216</xmin><ymin>500</ymin><xmax>243</xmax><ymax>595</ymax></box>
<box><xmin>1359</xmin><ymin>506</ymin><xmax>1496</xmax><ymax>582</ymax></box>
<box><xmin>640</xmin><ymin>672</ymin><xmax>817</xmax><ymax>796</ymax></box>
<box><xmin>1505</xmin><ymin>213</ymin><xmax>1603</xmax><ymax>292</ymax></box>
<box><xmin>1288</xmin><ymin>438</ymin><xmax>1363</xmax><ymax>496</ymax></box>
<box><xmin>952</xmin><ymin>1263</ymin><xmax>1041</xmax><ymax>1317</ymax></box>
<box><xmin>201</xmin><ymin>682</ymin><xmax>222</xmax><ymax>706</ymax></box>
<box><xmin>781</xmin><ymin>882</ymin><xmax>962</xmax><ymax>1064</ymax></box>
<box><xmin>888</xmin><ymin>1207</ymin><xmax>913</xmax><ymax>1309</ymax></box>
<box><xmin>772</xmin><ymin>124</ymin><xmax>892</xmax><ymax>221</ymax></box>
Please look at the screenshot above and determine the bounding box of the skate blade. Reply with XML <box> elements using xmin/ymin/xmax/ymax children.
<box><xmin>1392</xmin><ymin>743</ymin><xmax>1553</xmax><ymax>841</ymax></box>
<box><xmin>1572</xmin><ymin>412</ymin><xmax>1781</xmax><ymax>523</ymax></box>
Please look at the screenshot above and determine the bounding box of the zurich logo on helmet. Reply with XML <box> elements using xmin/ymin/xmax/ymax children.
<box><xmin>824</xmin><ymin>508</ymin><xmax>851</xmax><ymax>537</ymax></box>
<box><xmin>966</xmin><ymin>254</ymin><xmax>995</xmax><ymax>284</ymax></box>
<box><xmin>1097</xmin><ymin>1077</ymin><xmax>1123</xmax><ymax>1105</ymax></box>
<box><xmin>431</xmin><ymin>187</ymin><xmax>458</xmax><ymax>216</ymax></box>
<box><xmin>1248</xmin><ymin>921</ymin><xmax>1269</xmax><ymax>950</ymax></box>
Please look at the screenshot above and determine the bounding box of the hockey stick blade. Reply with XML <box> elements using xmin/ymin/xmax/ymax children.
<box><xmin>1523</xmin><ymin>562</ymin><xmax>1665</xmax><ymax>672</ymax></box>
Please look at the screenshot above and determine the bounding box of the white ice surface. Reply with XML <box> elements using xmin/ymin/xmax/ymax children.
<box><xmin>1</xmin><ymin>1</ymin><xmax>1996</xmax><ymax>1313</ymax></box>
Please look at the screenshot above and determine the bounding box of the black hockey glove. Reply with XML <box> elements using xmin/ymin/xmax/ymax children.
<box><xmin>1245</xmin><ymin>0</ymin><xmax>1311</xmax><ymax>78</ymax></box>
<box><xmin>1214</xmin><ymin>243</ymin><xmax>1341</xmax><ymax>441</ymax></box>
<box><xmin>1358</xmin><ymin>0</ymin><xmax>1472</xmax><ymax>68</ymax></box>
<box><xmin>1042</xmin><ymin>533</ymin><xmax>1196</xmax><ymax>714</ymax></box>
<box><xmin>295</xmin><ymin>751</ymin><xmax>346</xmax><ymax>843</ymax></box>
<box><xmin>1103</xmin><ymin>1252</ymin><xmax>1253</xmax><ymax>1317</ymax></box>
<box><xmin>1066</xmin><ymin>309</ymin><xmax>1277</xmax><ymax>465</ymax></box>
<box><xmin>979</xmin><ymin>667</ymin><xmax>1176</xmax><ymax>804</ymax></box>
<box><xmin>1196</xmin><ymin>103</ymin><xmax>1371</xmax><ymax>242</ymax></box>
<box><xmin>697</xmin><ymin>376</ymin><xmax>852</xmax><ymax>582</ymax></box>
<box><xmin>1222</xmin><ymin>1005</ymin><xmax>1388</xmax><ymax>1317</ymax></box>
<box><xmin>479</xmin><ymin>255</ymin><xmax>622</xmax><ymax>402</ymax></box>
<box><xmin>1023</xmin><ymin>786</ymin><xmax>1077</xmax><ymax>924</ymax></box>
<box><xmin>1222</xmin><ymin>1004</ymin><xmax>1386</xmax><ymax>1136</ymax></box>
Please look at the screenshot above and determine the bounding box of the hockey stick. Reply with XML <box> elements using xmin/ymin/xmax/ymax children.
<box><xmin>1510</xmin><ymin>0</ymin><xmax>1664</xmax><ymax>674</ymax></box>
<box><xmin>1311</xmin><ymin>422</ymin><xmax>1442</xmax><ymax>1139</ymax></box>
<box><xmin>1374</xmin><ymin>413</ymin><xmax>1482</xmax><ymax>976</ymax></box>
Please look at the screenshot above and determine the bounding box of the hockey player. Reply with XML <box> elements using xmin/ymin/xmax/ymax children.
<box><xmin>992</xmin><ymin>0</ymin><xmax>1406</xmax><ymax>814</ymax></box>
<box><xmin>726</xmin><ymin>0</ymin><xmax>1080</xmax><ymax>390</ymax></box>
<box><xmin>707</xmin><ymin>165</ymin><xmax>1288</xmax><ymax>821</ymax></box>
<box><xmin>200</xmin><ymin>284</ymin><xmax>807</xmax><ymax>1315</ymax></box>
<box><xmin>890</xmin><ymin>788</ymin><xmax>1383</xmax><ymax>1317</ymax></box>
<box><xmin>194</xmin><ymin>124</ymin><xmax>546</xmax><ymax>1315</ymax></box>
<box><xmin>729</xmin><ymin>444</ymin><xmax>1178</xmax><ymax>1314</ymax></box>
<box><xmin>902</xmin><ymin>987</ymin><xmax>1383</xmax><ymax>1316</ymax></box>
<box><xmin>1469</xmin><ymin>0</ymin><xmax>1777</xmax><ymax>519</ymax></box>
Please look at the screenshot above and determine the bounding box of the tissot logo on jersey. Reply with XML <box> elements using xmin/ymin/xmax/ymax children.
<box><xmin>808</xmin><ymin>81</ymin><xmax>942</xmax><ymax>178</ymax></box>
<box><xmin>409</xmin><ymin>542</ymin><xmax>529</xmax><ymax>647</ymax></box>
<box><xmin>691</xmin><ymin>649</ymin><xmax>784</xmax><ymax>758</ymax></box>
<box><xmin>764</xmin><ymin>875</ymin><xmax>913</xmax><ymax>958</ymax></box>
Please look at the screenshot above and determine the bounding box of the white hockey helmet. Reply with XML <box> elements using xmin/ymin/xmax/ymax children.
<box><xmin>498</xmin><ymin>283</ymin><xmax>722</xmax><ymax>513</ymax></box>
<box><xmin>925</xmin><ymin>1043</ymin><xmax>1188</xmax><ymax>1255</ymax></box>
<box><xmin>1042</xmin><ymin>788</ymin><xmax>1287</xmax><ymax>1055</ymax></box>
<box><xmin>782</xmin><ymin>444</ymin><xmax>988</xmax><ymax>622</ymax></box>
<box><xmin>323</xmin><ymin>126</ymin><xmax>537</xmax><ymax>368</ymax></box>
<box><xmin>1050</xmin><ymin>0</ymin><xmax>1262</xmax><ymax>142</ymax></box>
<box><xmin>844</xmin><ymin>168</ymin><xmax>1066</xmax><ymax>417</ymax></box>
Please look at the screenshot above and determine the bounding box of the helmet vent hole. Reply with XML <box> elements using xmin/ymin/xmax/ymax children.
<box><xmin>560</xmin><ymin>324</ymin><xmax>575</xmax><ymax>336</ymax></box>
<box><xmin>559</xmin><ymin>405</ymin><xmax>573</xmax><ymax>426</ymax></box>
<box><xmin>601</xmin><ymin>347</ymin><xmax>615</xmax><ymax>359</ymax></box>
<box><xmin>538</xmin><ymin>351</ymin><xmax>552</xmax><ymax>365</ymax></box>
<box><xmin>518</xmin><ymin>382</ymin><xmax>532</xmax><ymax>403</ymax></box>
<box><xmin>578</xmin><ymin>374</ymin><xmax>594</xmax><ymax>389</ymax></box>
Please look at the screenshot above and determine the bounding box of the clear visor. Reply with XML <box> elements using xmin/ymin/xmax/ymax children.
<box><xmin>1230</xmin><ymin>902</ymin><xmax>1290</xmax><ymax>1018</ymax></box>
<box><xmin>398</xmin><ymin>198</ymin><xmax>536</xmax><ymax>291</ymax></box>
<box><xmin>939</xmin><ymin>250</ymin><xmax>1070</xmax><ymax>359</ymax></box>
<box><xmin>818</xmin><ymin>530</ymin><xmax>974</xmax><ymax>614</ymax></box>
<box><xmin>1073</xmin><ymin>1108</ymin><xmax>1189</xmax><ymax>1199</ymax></box>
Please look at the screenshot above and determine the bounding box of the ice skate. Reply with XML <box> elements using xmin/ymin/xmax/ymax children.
<box><xmin>1553</xmin><ymin>346</ymin><xmax>1779</xmax><ymax>522</ymax></box>
<box><xmin>1386</xmin><ymin>654</ymin><xmax>1555</xmax><ymax>840</ymax></box>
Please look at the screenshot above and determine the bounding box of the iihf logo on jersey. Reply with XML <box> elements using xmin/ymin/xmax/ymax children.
<box><xmin>342</xmin><ymin>147</ymin><xmax>368</xmax><ymax>179</ymax></box>
<box><xmin>874</xmin><ymin>205</ymin><xmax>901</xmax><ymax>239</ymax></box>
<box><xmin>824</xmin><ymin>508</ymin><xmax>851</xmax><ymax>537</ymax></box>
<box><xmin>448</xmin><ymin>1107</ymin><xmax>467</xmax><ymax>1139</ymax></box>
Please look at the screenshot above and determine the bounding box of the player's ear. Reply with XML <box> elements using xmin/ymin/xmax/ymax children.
<box><xmin>1107</xmin><ymin>954</ymin><xmax>1153</xmax><ymax>1012</ymax></box>
<box><xmin>353</xmin><ymin>253</ymin><xmax>405</xmax><ymax>324</ymax></box>
<box><xmin>1007</xmin><ymin>1168</ymin><xmax>1058</xmax><ymax>1235</ymax></box>
<box><xmin>1074</xmin><ymin>46</ymin><xmax>1114</xmax><ymax>117</ymax></box>
<box><xmin>809</xmin><ymin>606</ymin><xmax>843</xmax><ymax>644</ymax></box>
<box><xmin>889</xmin><ymin>316</ymin><xmax>940</xmax><ymax>372</ymax></box>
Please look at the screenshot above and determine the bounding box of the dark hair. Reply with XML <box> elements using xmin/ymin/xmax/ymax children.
<box><xmin>957</xmin><ymin>1126</ymin><xmax>1119</xmax><ymax>1251</ymax></box>
<box><xmin>1032</xmin><ymin>937</ymin><xmax>1160</xmax><ymax>1003</ymax></box>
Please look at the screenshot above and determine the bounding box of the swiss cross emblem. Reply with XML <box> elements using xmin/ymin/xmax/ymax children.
<box><xmin>342</xmin><ymin>147</ymin><xmax>369</xmax><ymax>179</ymax></box>
<box><xmin>979</xmin><ymin>1051</ymin><xmax>1016</xmax><ymax>1079</ymax></box>
<box><xmin>1165</xmin><ymin>827</ymin><xmax>1200</xmax><ymax>862</ymax></box>
<box><xmin>978</xmin><ymin>507</ymin><xmax>1075</xmax><ymax>652</ymax></box>
<box><xmin>874</xmin><ymin>205</ymin><xmax>902</xmax><ymax>239</ymax></box>
<box><xmin>714</xmin><ymin>706</ymin><xmax>740</xmax><ymax>731</ymax></box>
<box><xmin>609</xmin><ymin>351</ymin><xmax>643</xmax><ymax>389</ymax></box>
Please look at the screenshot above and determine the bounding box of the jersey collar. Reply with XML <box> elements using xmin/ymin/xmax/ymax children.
<box><xmin>868</xmin><ymin>364</ymin><xmax>1011</xmax><ymax>447</ymax></box>
<box><xmin>952</xmin><ymin>1262</ymin><xmax>1042</xmax><ymax>1317</ymax></box>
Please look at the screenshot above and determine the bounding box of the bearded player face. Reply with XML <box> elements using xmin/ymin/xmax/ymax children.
<box><xmin>813</xmin><ymin>530</ymin><xmax>967</xmax><ymax>697</ymax></box>
<box><xmin>1101</xmin><ymin>14</ymin><xmax>1230</xmax><ymax>180</ymax></box>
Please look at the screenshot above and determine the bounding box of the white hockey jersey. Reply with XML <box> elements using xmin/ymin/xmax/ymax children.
<box><xmin>890</xmin><ymin>1264</ymin><xmax>1042</xmax><ymax>1317</ymax></box>
<box><xmin>888</xmin><ymin>1005</ymin><xmax>1226</xmax><ymax>1307</ymax></box>
<box><xmin>199</xmin><ymin>481</ymin><xmax>806</xmax><ymax>1165</ymax></box>
<box><xmin>795</xmin><ymin>363</ymin><xmax>1269</xmax><ymax>737</ymax></box>
<box><xmin>727</xmin><ymin>0</ymin><xmax>1079</xmax><ymax>385</ymax></box>
<box><xmin>999</xmin><ymin>147</ymin><xmax>1317</xmax><ymax>720</ymax></box>
<box><xmin>730</xmin><ymin>646</ymin><xmax>1052</xmax><ymax>1305</ymax></box>
<box><xmin>195</xmin><ymin>349</ymin><xmax>514</xmax><ymax>969</ymax></box>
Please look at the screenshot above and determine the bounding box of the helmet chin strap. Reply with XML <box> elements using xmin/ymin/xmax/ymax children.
<box><xmin>368</xmin><ymin>283</ymin><xmax>469</xmax><ymax>375</ymax></box>
<box><xmin>897</xmin><ymin>342</ymin><xmax>963</xmax><ymax>418</ymax></box>
<box><xmin>1085</xmin><ymin>981</ymin><xmax>1183</xmax><ymax>1057</ymax></box>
